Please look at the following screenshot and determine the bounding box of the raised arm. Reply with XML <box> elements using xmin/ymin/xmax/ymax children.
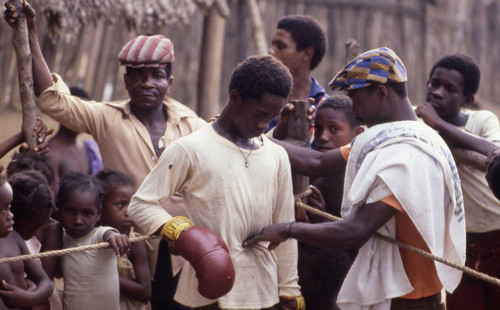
<box><xmin>4</xmin><ymin>1</ymin><xmax>53</xmax><ymax>96</ymax></box>
<box><xmin>416</xmin><ymin>103</ymin><xmax>499</xmax><ymax>155</ymax></box>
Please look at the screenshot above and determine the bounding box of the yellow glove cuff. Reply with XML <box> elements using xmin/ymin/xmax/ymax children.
<box><xmin>161</xmin><ymin>216</ymin><xmax>192</xmax><ymax>241</ymax></box>
<box><xmin>281</xmin><ymin>295</ymin><xmax>305</xmax><ymax>310</ymax></box>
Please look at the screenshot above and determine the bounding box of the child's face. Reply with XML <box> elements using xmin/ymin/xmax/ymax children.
<box><xmin>314</xmin><ymin>108</ymin><xmax>358</xmax><ymax>151</ymax></box>
<box><xmin>100</xmin><ymin>184</ymin><xmax>135</xmax><ymax>233</ymax></box>
<box><xmin>426</xmin><ymin>67</ymin><xmax>469</xmax><ymax>121</ymax></box>
<box><xmin>0</xmin><ymin>183</ymin><xmax>14</xmax><ymax>238</ymax></box>
<box><xmin>59</xmin><ymin>189</ymin><xmax>101</xmax><ymax>239</ymax></box>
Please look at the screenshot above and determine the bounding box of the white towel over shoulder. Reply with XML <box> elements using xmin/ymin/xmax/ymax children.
<box><xmin>337</xmin><ymin>121</ymin><xmax>466</xmax><ymax>310</ymax></box>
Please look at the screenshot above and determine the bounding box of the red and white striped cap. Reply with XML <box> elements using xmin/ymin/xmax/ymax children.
<box><xmin>118</xmin><ymin>35</ymin><xmax>175</xmax><ymax>68</ymax></box>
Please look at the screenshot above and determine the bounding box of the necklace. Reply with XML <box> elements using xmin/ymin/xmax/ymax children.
<box><xmin>213</xmin><ymin>120</ymin><xmax>255</xmax><ymax>168</ymax></box>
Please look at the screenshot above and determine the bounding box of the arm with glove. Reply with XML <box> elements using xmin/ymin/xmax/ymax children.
<box><xmin>128</xmin><ymin>142</ymin><xmax>235</xmax><ymax>300</ymax></box>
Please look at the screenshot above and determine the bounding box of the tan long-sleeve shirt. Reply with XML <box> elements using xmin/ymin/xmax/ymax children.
<box><xmin>129</xmin><ymin>125</ymin><xmax>301</xmax><ymax>308</ymax></box>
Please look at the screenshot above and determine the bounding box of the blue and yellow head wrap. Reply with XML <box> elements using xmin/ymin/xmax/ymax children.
<box><xmin>329</xmin><ymin>47</ymin><xmax>407</xmax><ymax>91</ymax></box>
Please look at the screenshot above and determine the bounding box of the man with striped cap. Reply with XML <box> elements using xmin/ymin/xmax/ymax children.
<box><xmin>5</xmin><ymin>3</ymin><xmax>206</xmax><ymax>309</ymax></box>
<box><xmin>245</xmin><ymin>47</ymin><xmax>466</xmax><ymax>309</ymax></box>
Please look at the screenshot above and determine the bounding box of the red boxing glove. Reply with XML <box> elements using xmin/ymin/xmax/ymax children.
<box><xmin>161</xmin><ymin>216</ymin><xmax>235</xmax><ymax>299</ymax></box>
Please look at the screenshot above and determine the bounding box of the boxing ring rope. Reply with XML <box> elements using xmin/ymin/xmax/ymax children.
<box><xmin>295</xmin><ymin>188</ymin><xmax>500</xmax><ymax>287</ymax></box>
<box><xmin>0</xmin><ymin>189</ymin><xmax>499</xmax><ymax>287</ymax></box>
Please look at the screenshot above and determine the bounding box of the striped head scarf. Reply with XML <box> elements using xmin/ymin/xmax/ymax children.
<box><xmin>118</xmin><ymin>35</ymin><xmax>175</xmax><ymax>68</ymax></box>
<box><xmin>329</xmin><ymin>47</ymin><xmax>407</xmax><ymax>91</ymax></box>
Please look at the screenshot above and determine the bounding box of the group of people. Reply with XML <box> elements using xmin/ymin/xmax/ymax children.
<box><xmin>2</xmin><ymin>2</ymin><xmax>500</xmax><ymax>310</ymax></box>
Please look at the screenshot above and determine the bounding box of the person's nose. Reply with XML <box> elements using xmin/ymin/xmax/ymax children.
<box><xmin>258</xmin><ymin>120</ymin><xmax>269</xmax><ymax>133</ymax></box>
<box><xmin>268</xmin><ymin>46</ymin><xmax>276</xmax><ymax>56</ymax></box>
<box><xmin>7</xmin><ymin>210</ymin><xmax>13</xmax><ymax>221</ymax></box>
<box><xmin>74</xmin><ymin>214</ymin><xmax>83</xmax><ymax>225</ymax></box>
<box><xmin>318</xmin><ymin>129</ymin><xmax>330</xmax><ymax>143</ymax></box>
<box><xmin>140</xmin><ymin>74</ymin><xmax>154</xmax><ymax>88</ymax></box>
<box><xmin>432</xmin><ymin>85</ymin><xmax>445</xmax><ymax>99</ymax></box>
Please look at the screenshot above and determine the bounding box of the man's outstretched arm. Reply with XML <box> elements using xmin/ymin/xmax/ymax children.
<box><xmin>243</xmin><ymin>200</ymin><xmax>398</xmax><ymax>251</ymax></box>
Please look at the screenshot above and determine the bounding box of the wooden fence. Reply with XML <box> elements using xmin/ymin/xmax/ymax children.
<box><xmin>1</xmin><ymin>0</ymin><xmax>499</xmax><ymax>119</ymax></box>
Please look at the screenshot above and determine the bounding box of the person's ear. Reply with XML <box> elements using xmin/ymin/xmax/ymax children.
<box><xmin>378</xmin><ymin>84</ymin><xmax>388</xmax><ymax>99</ymax></box>
<box><xmin>229</xmin><ymin>89</ymin><xmax>243</xmax><ymax>106</ymax></box>
<box><xmin>355</xmin><ymin>126</ymin><xmax>365</xmax><ymax>136</ymax></box>
<box><xmin>167</xmin><ymin>76</ymin><xmax>174</xmax><ymax>94</ymax></box>
<box><xmin>462</xmin><ymin>94</ymin><xmax>474</xmax><ymax>108</ymax></box>
<box><xmin>302</xmin><ymin>46</ymin><xmax>314</xmax><ymax>63</ymax></box>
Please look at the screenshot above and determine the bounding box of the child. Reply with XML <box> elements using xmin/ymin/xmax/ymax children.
<box><xmin>299</xmin><ymin>95</ymin><xmax>363</xmax><ymax>310</ymax></box>
<box><xmin>0</xmin><ymin>170</ymin><xmax>54</xmax><ymax>309</ymax></box>
<box><xmin>6</xmin><ymin>156</ymin><xmax>63</xmax><ymax>310</ymax></box>
<box><xmin>57</xmin><ymin>172</ymin><xmax>129</xmax><ymax>310</ymax></box>
<box><xmin>416</xmin><ymin>53</ymin><xmax>500</xmax><ymax>310</ymax></box>
<box><xmin>310</xmin><ymin>95</ymin><xmax>364</xmax><ymax>219</ymax></box>
<box><xmin>96</xmin><ymin>170</ymin><xmax>151</xmax><ymax>310</ymax></box>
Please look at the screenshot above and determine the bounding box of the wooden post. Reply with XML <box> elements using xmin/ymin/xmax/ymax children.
<box><xmin>345</xmin><ymin>38</ymin><xmax>361</xmax><ymax>64</ymax></box>
<box><xmin>9</xmin><ymin>0</ymin><xmax>37</xmax><ymax>150</ymax></box>
<box><xmin>246</xmin><ymin>0</ymin><xmax>268</xmax><ymax>55</ymax></box>
<box><xmin>197</xmin><ymin>7</ymin><xmax>226</xmax><ymax>120</ymax></box>
<box><xmin>282</xmin><ymin>99</ymin><xmax>311</xmax><ymax>222</ymax></box>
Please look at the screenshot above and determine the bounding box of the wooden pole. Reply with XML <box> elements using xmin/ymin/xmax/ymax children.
<box><xmin>197</xmin><ymin>6</ymin><xmax>226</xmax><ymax>120</ymax></box>
<box><xmin>9</xmin><ymin>0</ymin><xmax>37</xmax><ymax>150</ymax></box>
<box><xmin>245</xmin><ymin>0</ymin><xmax>268</xmax><ymax>55</ymax></box>
<box><xmin>345</xmin><ymin>38</ymin><xmax>361</xmax><ymax>64</ymax></box>
<box><xmin>282</xmin><ymin>99</ymin><xmax>311</xmax><ymax>222</ymax></box>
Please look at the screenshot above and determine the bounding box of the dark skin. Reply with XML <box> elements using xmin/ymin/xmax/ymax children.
<box><xmin>48</xmin><ymin>125</ymin><xmax>90</xmax><ymax>189</ymax></box>
<box><xmin>4</xmin><ymin>1</ymin><xmax>172</xmax><ymax>160</ymax></box>
<box><xmin>244</xmin><ymin>84</ymin><xmax>415</xmax><ymax>252</ymax></box>
<box><xmin>99</xmin><ymin>184</ymin><xmax>151</xmax><ymax>302</ymax></box>
<box><xmin>269</xmin><ymin>29</ymin><xmax>315</xmax><ymax>101</ymax></box>
<box><xmin>0</xmin><ymin>116</ymin><xmax>53</xmax><ymax>160</ymax></box>
<box><xmin>416</xmin><ymin>66</ymin><xmax>496</xmax><ymax>156</ymax></box>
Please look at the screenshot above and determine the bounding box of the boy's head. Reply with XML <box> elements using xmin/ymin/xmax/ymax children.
<box><xmin>120</xmin><ymin>35</ymin><xmax>175</xmax><ymax>111</ymax></box>
<box><xmin>269</xmin><ymin>15</ymin><xmax>326</xmax><ymax>71</ymax></box>
<box><xmin>329</xmin><ymin>47</ymin><xmax>408</xmax><ymax>127</ymax></box>
<box><xmin>0</xmin><ymin>171</ymin><xmax>14</xmax><ymax>238</ymax></box>
<box><xmin>314</xmin><ymin>95</ymin><xmax>364</xmax><ymax>151</ymax></box>
<box><xmin>95</xmin><ymin>170</ymin><xmax>135</xmax><ymax>233</ymax></box>
<box><xmin>9</xmin><ymin>170</ymin><xmax>54</xmax><ymax>240</ymax></box>
<box><xmin>426</xmin><ymin>53</ymin><xmax>480</xmax><ymax>120</ymax></box>
<box><xmin>57</xmin><ymin>172</ymin><xmax>103</xmax><ymax>238</ymax></box>
<box><xmin>228</xmin><ymin>55</ymin><xmax>293</xmax><ymax>138</ymax></box>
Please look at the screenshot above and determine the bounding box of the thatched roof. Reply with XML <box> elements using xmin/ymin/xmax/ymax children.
<box><xmin>30</xmin><ymin>0</ymin><xmax>218</xmax><ymax>41</ymax></box>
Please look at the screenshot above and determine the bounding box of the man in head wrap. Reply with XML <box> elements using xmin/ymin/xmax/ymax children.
<box><xmin>244</xmin><ymin>47</ymin><xmax>466</xmax><ymax>309</ymax></box>
<box><xmin>4</xmin><ymin>3</ymin><xmax>206</xmax><ymax>310</ymax></box>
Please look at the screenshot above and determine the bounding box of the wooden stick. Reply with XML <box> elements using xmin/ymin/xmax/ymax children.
<box><xmin>452</xmin><ymin>148</ymin><xmax>487</xmax><ymax>172</ymax></box>
<box><xmin>246</xmin><ymin>0</ymin><xmax>268</xmax><ymax>55</ymax></box>
<box><xmin>10</xmin><ymin>0</ymin><xmax>37</xmax><ymax>150</ymax></box>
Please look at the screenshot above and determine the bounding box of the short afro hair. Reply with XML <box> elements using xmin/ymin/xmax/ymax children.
<box><xmin>6</xmin><ymin>152</ymin><xmax>55</xmax><ymax>186</ymax></box>
<box><xmin>317</xmin><ymin>95</ymin><xmax>361</xmax><ymax>127</ymax></box>
<box><xmin>277</xmin><ymin>15</ymin><xmax>327</xmax><ymax>70</ymax></box>
<box><xmin>429</xmin><ymin>53</ymin><xmax>480</xmax><ymax>96</ymax></box>
<box><xmin>95</xmin><ymin>169</ymin><xmax>134</xmax><ymax>203</ymax></box>
<box><xmin>57</xmin><ymin>172</ymin><xmax>103</xmax><ymax>211</ymax></box>
<box><xmin>9</xmin><ymin>170</ymin><xmax>54</xmax><ymax>222</ymax></box>
<box><xmin>228</xmin><ymin>55</ymin><xmax>292</xmax><ymax>101</ymax></box>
